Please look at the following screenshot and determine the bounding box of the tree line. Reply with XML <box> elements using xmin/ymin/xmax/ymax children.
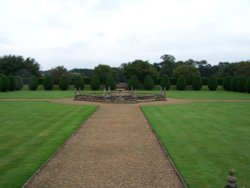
<box><xmin>0</xmin><ymin>54</ymin><xmax>250</xmax><ymax>93</ymax></box>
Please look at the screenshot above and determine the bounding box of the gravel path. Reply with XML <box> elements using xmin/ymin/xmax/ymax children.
<box><xmin>25</xmin><ymin>102</ymin><xmax>184</xmax><ymax>188</ymax></box>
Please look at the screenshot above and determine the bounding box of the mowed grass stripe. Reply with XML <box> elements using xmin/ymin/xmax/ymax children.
<box><xmin>0</xmin><ymin>101</ymin><xmax>96</xmax><ymax>188</ymax></box>
<box><xmin>141</xmin><ymin>102</ymin><xmax>250</xmax><ymax>188</ymax></box>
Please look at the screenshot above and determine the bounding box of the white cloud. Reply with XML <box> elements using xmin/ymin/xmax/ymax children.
<box><xmin>0</xmin><ymin>0</ymin><xmax>249</xmax><ymax>70</ymax></box>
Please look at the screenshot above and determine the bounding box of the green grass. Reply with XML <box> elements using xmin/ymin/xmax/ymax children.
<box><xmin>165</xmin><ymin>90</ymin><xmax>250</xmax><ymax>100</ymax></box>
<box><xmin>0</xmin><ymin>101</ymin><xmax>97</xmax><ymax>188</ymax></box>
<box><xmin>142</xmin><ymin>102</ymin><xmax>250</xmax><ymax>188</ymax></box>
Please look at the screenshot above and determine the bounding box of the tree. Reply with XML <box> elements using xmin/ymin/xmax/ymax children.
<box><xmin>93</xmin><ymin>64</ymin><xmax>113</xmax><ymax>84</ymax></box>
<box><xmin>128</xmin><ymin>75</ymin><xmax>139</xmax><ymax>90</ymax></box>
<box><xmin>90</xmin><ymin>74</ymin><xmax>101</xmax><ymax>90</ymax></box>
<box><xmin>207</xmin><ymin>77</ymin><xmax>218</xmax><ymax>91</ymax></box>
<box><xmin>176</xmin><ymin>76</ymin><xmax>187</xmax><ymax>91</ymax></box>
<box><xmin>143</xmin><ymin>75</ymin><xmax>154</xmax><ymax>90</ymax></box>
<box><xmin>235</xmin><ymin>61</ymin><xmax>250</xmax><ymax>77</ymax></box>
<box><xmin>237</xmin><ymin>76</ymin><xmax>246</xmax><ymax>92</ymax></box>
<box><xmin>0</xmin><ymin>55</ymin><xmax>41</xmax><ymax>77</ymax></box>
<box><xmin>160</xmin><ymin>75</ymin><xmax>171</xmax><ymax>90</ymax></box>
<box><xmin>9</xmin><ymin>76</ymin><xmax>16</xmax><ymax>91</ymax></box>
<box><xmin>223</xmin><ymin>76</ymin><xmax>232</xmax><ymax>91</ymax></box>
<box><xmin>245</xmin><ymin>77</ymin><xmax>250</xmax><ymax>93</ymax></box>
<box><xmin>173</xmin><ymin>65</ymin><xmax>200</xmax><ymax>84</ymax></box>
<box><xmin>231</xmin><ymin>77</ymin><xmax>238</xmax><ymax>92</ymax></box>
<box><xmin>28</xmin><ymin>76</ymin><xmax>38</xmax><ymax>91</ymax></box>
<box><xmin>59</xmin><ymin>75</ymin><xmax>69</xmax><ymax>90</ymax></box>
<box><xmin>158</xmin><ymin>54</ymin><xmax>176</xmax><ymax>77</ymax></box>
<box><xmin>105</xmin><ymin>75</ymin><xmax>116</xmax><ymax>90</ymax></box>
<box><xmin>1</xmin><ymin>76</ymin><xmax>9</xmax><ymax>92</ymax></box>
<box><xmin>43</xmin><ymin>76</ymin><xmax>53</xmax><ymax>90</ymax></box>
<box><xmin>123</xmin><ymin>60</ymin><xmax>158</xmax><ymax>84</ymax></box>
<box><xmin>49</xmin><ymin>66</ymin><xmax>68</xmax><ymax>84</ymax></box>
<box><xmin>192</xmin><ymin>76</ymin><xmax>202</xmax><ymax>91</ymax></box>
<box><xmin>74</xmin><ymin>75</ymin><xmax>84</xmax><ymax>90</ymax></box>
<box><xmin>15</xmin><ymin>76</ymin><xmax>23</xmax><ymax>90</ymax></box>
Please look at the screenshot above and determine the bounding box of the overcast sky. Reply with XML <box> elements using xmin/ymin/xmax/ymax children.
<box><xmin>0</xmin><ymin>0</ymin><xmax>250</xmax><ymax>70</ymax></box>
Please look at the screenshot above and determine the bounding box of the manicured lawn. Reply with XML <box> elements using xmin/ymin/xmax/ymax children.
<box><xmin>166</xmin><ymin>90</ymin><xmax>250</xmax><ymax>100</ymax></box>
<box><xmin>0</xmin><ymin>101</ymin><xmax>96</xmax><ymax>188</ymax></box>
<box><xmin>141</xmin><ymin>102</ymin><xmax>250</xmax><ymax>188</ymax></box>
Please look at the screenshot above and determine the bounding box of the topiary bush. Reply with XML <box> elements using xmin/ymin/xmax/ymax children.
<box><xmin>28</xmin><ymin>76</ymin><xmax>38</xmax><ymax>91</ymax></box>
<box><xmin>237</xmin><ymin>76</ymin><xmax>246</xmax><ymax>93</ymax></box>
<box><xmin>128</xmin><ymin>75</ymin><xmax>139</xmax><ymax>90</ymax></box>
<box><xmin>192</xmin><ymin>76</ymin><xmax>202</xmax><ymax>91</ymax></box>
<box><xmin>106</xmin><ymin>75</ymin><xmax>116</xmax><ymax>90</ymax></box>
<box><xmin>207</xmin><ymin>77</ymin><xmax>218</xmax><ymax>91</ymax></box>
<box><xmin>74</xmin><ymin>75</ymin><xmax>84</xmax><ymax>90</ymax></box>
<box><xmin>245</xmin><ymin>77</ymin><xmax>250</xmax><ymax>93</ymax></box>
<box><xmin>223</xmin><ymin>76</ymin><xmax>232</xmax><ymax>91</ymax></box>
<box><xmin>15</xmin><ymin>76</ymin><xmax>23</xmax><ymax>90</ymax></box>
<box><xmin>1</xmin><ymin>76</ymin><xmax>10</xmax><ymax>92</ymax></box>
<box><xmin>176</xmin><ymin>76</ymin><xmax>187</xmax><ymax>91</ymax></box>
<box><xmin>143</xmin><ymin>75</ymin><xmax>154</xmax><ymax>90</ymax></box>
<box><xmin>9</xmin><ymin>76</ymin><xmax>16</xmax><ymax>91</ymax></box>
<box><xmin>43</xmin><ymin>76</ymin><xmax>53</xmax><ymax>90</ymax></box>
<box><xmin>231</xmin><ymin>77</ymin><xmax>238</xmax><ymax>92</ymax></box>
<box><xmin>160</xmin><ymin>75</ymin><xmax>171</xmax><ymax>90</ymax></box>
<box><xmin>90</xmin><ymin>74</ymin><xmax>100</xmax><ymax>90</ymax></box>
<box><xmin>0</xmin><ymin>77</ymin><xmax>2</xmax><ymax>91</ymax></box>
<box><xmin>59</xmin><ymin>75</ymin><xmax>69</xmax><ymax>90</ymax></box>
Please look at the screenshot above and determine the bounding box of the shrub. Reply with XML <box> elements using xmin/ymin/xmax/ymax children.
<box><xmin>90</xmin><ymin>74</ymin><xmax>100</xmax><ymax>90</ymax></box>
<box><xmin>176</xmin><ymin>76</ymin><xmax>187</xmax><ymax>91</ymax></box>
<box><xmin>59</xmin><ymin>76</ymin><xmax>69</xmax><ymax>90</ymax></box>
<box><xmin>28</xmin><ymin>76</ymin><xmax>38</xmax><ymax>91</ymax></box>
<box><xmin>0</xmin><ymin>77</ymin><xmax>2</xmax><ymax>91</ymax></box>
<box><xmin>237</xmin><ymin>76</ymin><xmax>246</xmax><ymax>92</ymax></box>
<box><xmin>207</xmin><ymin>77</ymin><xmax>218</xmax><ymax>91</ymax></box>
<box><xmin>43</xmin><ymin>76</ymin><xmax>53</xmax><ymax>90</ymax></box>
<box><xmin>128</xmin><ymin>75</ymin><xmax>139</xmax><ymax>90</ymax></box>
<box><xmin>74</xmin><ymin>75</ymin><xmax>84</xmax><ymax>90</ymax></box>
<box><xmin>231</xmin><ymin>77</ymin><xmax>238</xmax><ymax>92</ymax></box>
<box><xmin>143</xmin><ymin>75</ymin><xmax>154</xmax><ymax>90</ymax></box>
<box><xmin>15</xmin><ymin>76</ymin><xmax>23</xmax><ymax>90</ymax></box>
<box><xmin>160</xmin><ymin>75</ymin><xmax>171</xmax><ymax>90</ymax></box>
<box><xmin>1</xmin><ymin>76</ymin><xmax>10</xmax><ymax>92</ymax></box>
<box><xmin>9</xmin><ymin>76</ymin><xmax>16</xmax><ymax>91</ymax></box>
<box><xmin>192</xmin><ymin>76</ymin><xmax>202</xmax><ymax>91</ymax></box>
<box><xmin>106</xmin><ymin>75</ymin><xmax>116</xmax><ymax>90</ymax></box>
<box><xmin>245</xmin><ymin>77</ymin><xmax>250</xmax><ymax>93</ymax></box>
<box><xmin>223</xmin><ymin>76</ymin><xmax>232</xmax><ymax>91</ymax></box>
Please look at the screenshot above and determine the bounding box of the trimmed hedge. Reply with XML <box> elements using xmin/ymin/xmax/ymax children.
<box><xmin>28</xmin><ymin>76</ymin><xmax>38</xmax><ymax>90</ymax></box>
<box><xmin>207</xmin><ymin>77</ymin><xmax>218</xmax><ymax>91</ymax></box>
<box><xmin>223</xmin><ymin>76</ymin><xmax>231</xmax><ymax>91</ymax></box>
<box><xmin>160</xmin><ymin>75</ymin><xmax>171</xmax><ymax>90</ymax></box>
<box><xmin>192</xmin><ymin>76</ymin><xmax>202</xmax><ymax>91</ymax></box>
<box><xmin>43</xmin><ymin>76</ymin><xmax>53</xmax><ymax>90</ymax></box>
<box><xmin>128</xmin><ymin>75</ymin><xmax>139</xmax><ymax>90</ymax></box>
<box><xmin>74</xmin><ymin>75</ymin><xmax>84</xmax><ymax>90</ymax></box>
<box><xmin>176</xmin><ymin>76</ymin><xmax>187</xmax><ymax>91</ymax></box>
<box><xmin>231</xmin><ymin>77</ymin><xmax>238</xmax><ymax>92</ymax></box>
<box><xmin>59</xmin><ymin>76</ymin><xmax>69</xmax><ymax>90</ymax></box>
<box><xmin>143</xmin><ymin>75</ymin><xmax>154</xmax><ymax>90</ymax></box>
<box><xmin>15</xmin><ymin>76</ymin><xmax>23</xmax><ymax>90</ymax></box>
<box><xmin>90</xmin><ymin>75</ymin><xmax>100</xmax><ymax>90</ymax></box>
<box><xmin>245</xmin><ymin>77</ymin><xmax>250</xmax><ymax>93</ymax></box>
<box><xmin>1</xmin><ymin>76</ymin><xmax>10</xmax><ymax>92</ymax></box>
<box><xmin>106</xmin><ymin>75</ymin><xmax>116</xmax><ymax>90</ymax></box>
<box><xmin>237</xmin><ymin>76</ymin><xmax>246</xmax><ymax>93</ymax></box>
<box><xmin>9</xmin><ymin>76</ymin><xmax>16</xmax><ymax>91</ymax></box>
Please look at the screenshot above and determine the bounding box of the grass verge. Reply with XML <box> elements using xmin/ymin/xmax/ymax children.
<box><xmin>0</xmin><ymin>101</ymin><xmax>96</xmax><ymax>188</ymax></box>
<box><xmin>141</xmin><ymin>102</ymin><xmax>250</xmax><ymax>188</ymax></box>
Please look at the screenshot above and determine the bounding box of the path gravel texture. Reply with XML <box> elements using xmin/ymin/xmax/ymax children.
<box><xmin>25</xmin><ymin>102</ymin><xmax>184</xmax><ymax>188</ymax></box>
